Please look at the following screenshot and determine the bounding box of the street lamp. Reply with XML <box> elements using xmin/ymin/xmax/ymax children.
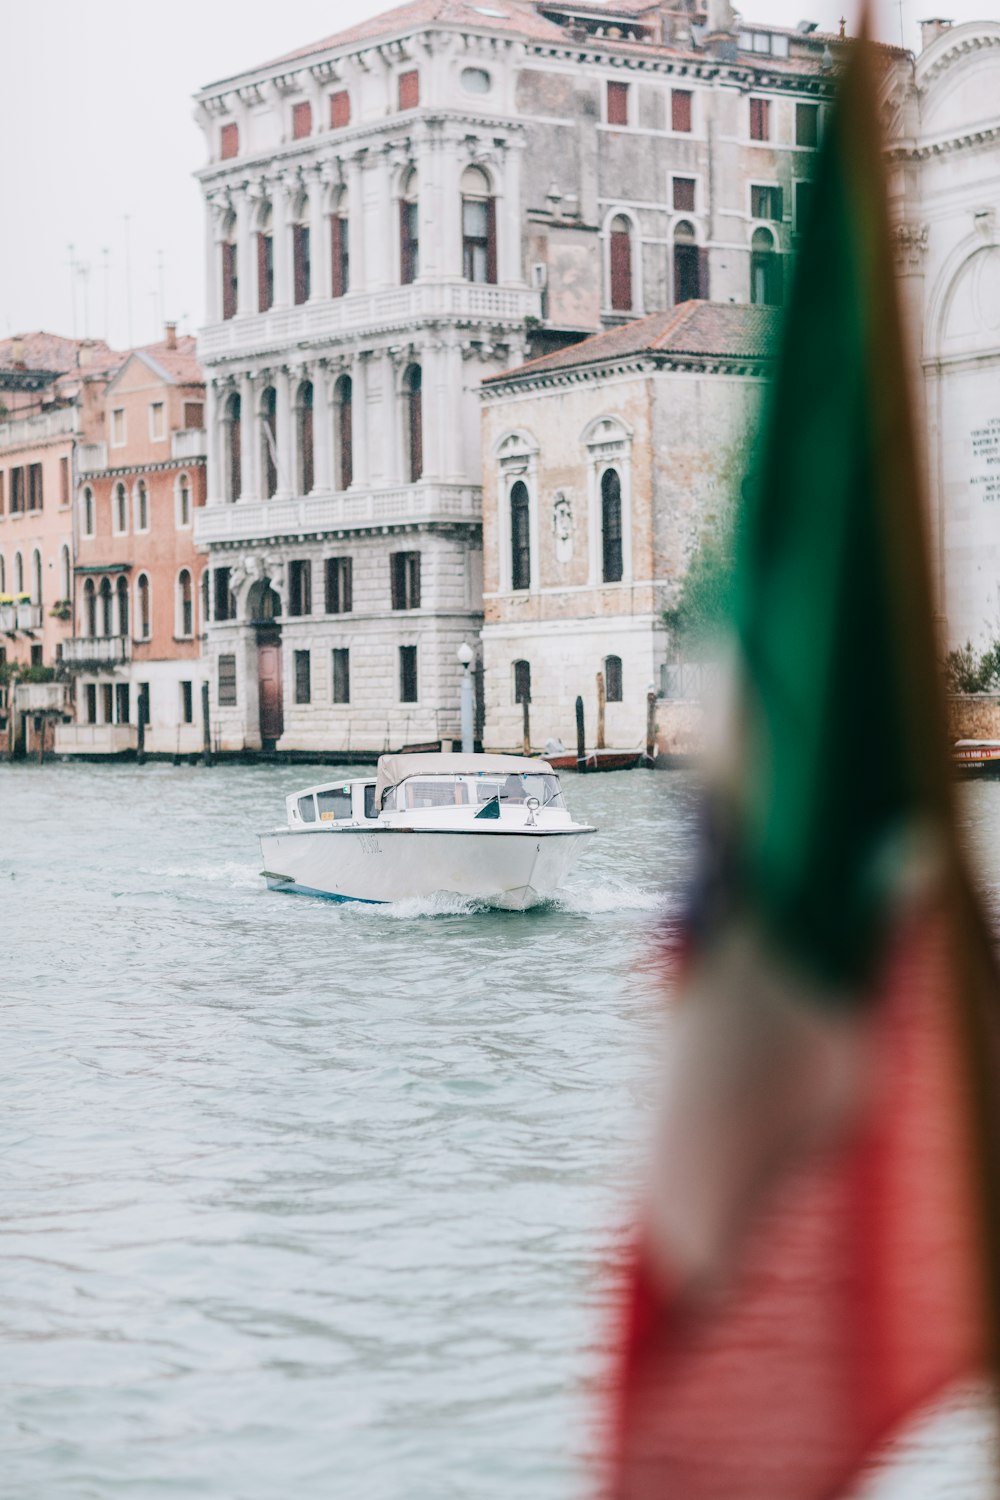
<box><xmin>457</xmin><ymin>641</ymin><xmax>474</xmax><ymax>752</ymax></box>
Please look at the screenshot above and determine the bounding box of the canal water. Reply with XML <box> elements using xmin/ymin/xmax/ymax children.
<box><xmin>1</xmin><ymin>762</ymin><xmax>997</xmax><ymax>1499</ymax></box>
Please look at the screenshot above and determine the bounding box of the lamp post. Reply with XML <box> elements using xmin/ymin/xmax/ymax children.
<box><xmin>457</xmin><ymin>641</ymin><xmax>474</xmax><ymax>752</ymax></box>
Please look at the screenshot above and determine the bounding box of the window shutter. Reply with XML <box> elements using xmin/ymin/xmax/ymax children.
<box><xmin>222</xmin><ymin>242</ymin><xmax>237</xmax><ymax>320</ymax></box>
<box><xmin>220</xmin><ymin>122</ymin><xmax>239</xmax><ymax>159</ymax></box>
<box><xmin>697</xmin><ymin>246</ymin><xmax>710</xmax><ymax>300</ymax></box>
<box><xmin>292</xmin><ymin>102</ymin><xmax>312</xmax><ymax>139</ymax></box>
<box><xmin>607</xmin><ymin>80</ymin><xmax>629</xmax><ymax>125</ymax></box>
<box><xmin>257</xmin><ymin>233</ymin><xmax>269</xmax><ymax>312</ymax></box>
<box><xmin>610</xmin><ymin>229</ymin><xmax>632</xmax><ymax>311</ymax></box>
<box><xmin>398</xmin><ymin>70</ymin><xmax>419</xmax><ymax>110</ymax></box>
<box><xmin>411</xmin><ymin>554</ymin><xmax>421</xmax><ymax>610</ymax></box>
<box><xmin>391</xmin><ymin>554</ymin><xmax>402</xmax><ymax>610</ymax></box>
<box><xmin>330</xmin><ymin>90</ymin><xmax>351</xmax><ymax>129</ymax></box>
<box><xmin>486</xmin><ymin>197</ymin><xmax>497</xmax><ymax>285</ymax></box>
<box><xmin>671</xmin><ymin>89</ymin><xmax>692</xmax><ymax>132</ymax></box>
<box><xmin>331</xmin><ymin>216</ymin><xmax>344</xmax><ymax>298</ymax></box>
<box><xmin>400</xmin><ymin>200</ymin><xmax>411</xmax><ymax>283</ymax></box>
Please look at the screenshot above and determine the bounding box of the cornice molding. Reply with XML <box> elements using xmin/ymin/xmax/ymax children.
<box><xmin>886</xmin><ymin>119</ymin><xmax>1000</xmax><ymax>161</ymax></box>
<box><xmin>481</xmin><ymin>348</ymin><xmax>772</xmax><ymax>397</ymax></box>
<box><xmin>917</xmin><ymin>30</ymin><xmax>1000</xmax><ymax>89</ymax></box>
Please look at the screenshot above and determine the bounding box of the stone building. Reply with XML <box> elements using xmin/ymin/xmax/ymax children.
<box><xmin>192</xmin><ymin>0</ymin><xmax>842</xmax><ymax>753</ymax></box>
<box><xmin>55</xmin><ymin>330</ymin><xmax>209</xmax><ymax>757</ymax></box>
<box><xmin>885</xmin><ymin>19</ymin><xmax>1000</xmax><ymax>653</ymax></box>
<box><xmin>480</xmin><ymin>300</ymin><xmax>775</xmax><ymax>749</ymax></box>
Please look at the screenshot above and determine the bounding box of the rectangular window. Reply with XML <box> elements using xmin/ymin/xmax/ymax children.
<box><xmin>220</xmin><ymin>122</ymin><xmax>239</xmax><ymax>159</ymax></box>
<box><xmin>111</xmin><ymin>408</ymin><xmax>126</xmax><ymax>445</ymax></box>
<box><xmin>400</xmin><ymin>200</ymin><xmax>419</xmax><ymax>284</ymax></box>
<box><xmin>288</xmin><ymin>559</ymin><xmax>312</xmax><ymax>617</ymax></box>
<box><xmin>213</xmin><ymin>566</ymin><xmax>232</xmax><ymax>621</ymax></box>
<box><xmin>462</xmin><ymin>197</ymin><xmax>496</xmax><ymax>284</ymax></box>
<box><xmin>795</xmin><ymin>101</ymin><xmax>819</xmax><ymax>148</ymax></box>
<box><xmin>750</xmin><ymin>184</ymin><xmax>783</xmax><ymax>221</ymax></box>
<box><xmin>86</xmin><ymin>683</ymin><xmax>97</xmax><ymax>724</ymax></box>
<box><xmin>27</xmin><ymin>463</ymin><xmax>43</xmax><ymax>511</ymax></box>
<box><xmin>292</xmin><ymin>101</ymin><xmax>312</xmax><ymax>139</ymax></box>
<box><xmin>795</xmin><ymin>179</ymin><xmax>813</xmax><ymax>230</ymax></box>
<box><xmin>399</xmin><ymin>644</ymin><xmax>418</xmax><ymax>703</ymax></box>
<box><xmin>673</xmin><ymin>176</ymin><xmax>696</xmax><ymax>212</ymax></box>
<box><xmin>293</xmin><ymin>224</ymin><xmax>311</xmax><ymax>304</ymax></box>
<box><xmin>325</xmin><ymin>556</ymin><xmax>353</xmax><ymax>614</ymax></box>
<box><xmin>183</xmin><ymin>401</ymin><xmax>204</xmax><ymax>429</ymax></box>
<box><xmin>331</xmin><ymin>215</ymin><xmax>349</xmax><ymax>297</ymax></box>
<box><xmin>60</xmin><ymin>456</ymin><xmax>70</xmax><ymax>506</ymax></box>
<box><xmin>0</xmin><ymin>470</ymin><xmax>5</xmax><ymax>514</ymax></box>
<box><xmin>218</xmin><ymin>653</ymin><xmax>237</xmax><ymax>706</ymax></box>
<box><xmin>398</xmin><ymin>70</ymin><xmax>419</xmax><ymax>110</ymax></box>
<box><xmin>294</xmin><ymin>649</ymin><xmax>311</xmax><ymax>705</ymax></box>
<box><xmin>330</xmin><ymin>89</ymin><xmax>351</xmax><ymax>129</ymax></box>
<box><xmin>671</xmin><ymin>89</ymin><xmax>692</xmax><ymax>133</ymax></box>
<box><xmin>31</xmin><ymin>643</ymin><xmax>43</xmax><ymax>667</ymax></box>
<box><xmin>331</xmin><ymin>648</ymin><xmax>350</xmax><ymax>704</ymax></box>
<box><xmin>150</xmin><ymin>401</ymin><xmax>165</xmax><ymax>440</ymax></box>
<box><xmin>609</xmin><ymin>227</ymin><xmax>632</xmax><ymax>312</ymax></box>
<box><xmin>749</xmin><ymin>97</ymin><xmax>770</xmax><ymax>141</ymax></box>
<box><xmin>180</xmin><ymin>680</ymin><xmax>194</xmax><ymax>724</ymax></box>
<box><xmin>221</xmin><ymin>242</ymin><xmax>238</xmax><ymax>320</ymax></box>
<box><xmin>116</xmin><ymin>683</ymin><xmax>130</xmax><ymax>724</ymax></box>
<box><xmin>10</xmin><ymin>467</ymin><xmax>24</xmax><ymax>513</ymax></box>
<box><xmin>390</xmin><ymin>551</ymin><xmax>421</xmax><ymax>610</ymax></box>
<box><xmin>606</xmin><ymin>80</ymin><xmax>629</xmax><ymax>125</ymax></box>
<box><xmin>101</xmin><ymin>683</ymin><xmax>113</xmax><ymax>724</ymax></box>
<box><xmin>257</xmin><ymin>232</ymin><xmax>274</xmax><ymax>312</ymax></box>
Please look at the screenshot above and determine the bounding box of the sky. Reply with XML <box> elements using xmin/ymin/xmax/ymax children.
<box><xmin>2</xmin><ymin>0</ymin><xmax>995</xmax><ymax>351</ymax></box>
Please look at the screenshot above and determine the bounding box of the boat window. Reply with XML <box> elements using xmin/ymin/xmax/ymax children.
<box><xmin>298</xmin><ymin>795</ymin><xmax>318</xmax><ymax>823</ymax></box>
<box><xmin>317</xmin><ymin>788</ymin><xmax>352</xmax><ymax>821</ymax></box>
<box><xmin>405</xmin><ymin>779</ymin><xmax>470</xmax><ymax>809</ymax></box>
<box><xmin>364</xmin><ymin>783</ymin><xmax>377</xmax><ymax>819</ymax></box>
<box><xmin>475</xmin><ymin>781</ymin><xmax>504</xmax><ymax>803</ymax></box>
<box><xmin>501</xmin><ymin>773</ymin><xmax>565</xmax><ymax>807</ymax></box>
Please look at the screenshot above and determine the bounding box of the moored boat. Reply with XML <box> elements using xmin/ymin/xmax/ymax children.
<box><xmin>258</xmin><ymin>752</ymin><xmax>596</xmax><ymax>909</ymax></box>
<box><xmin>952</xmin><ymin>740</ymin><xmax>1000</xmax><ymax>776</ymax></box>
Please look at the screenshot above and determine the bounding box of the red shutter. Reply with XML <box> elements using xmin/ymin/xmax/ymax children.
<box><xmin>673</xmin><ymin>176</ymin><xmax>696</xmax><ymax>212</ymax></box>
<box><xmin>257</xmin><ymin>233</ymin><xmax>269</xmax><ymax>312</ymax></box>
<box><xmin>750</xmin><ymin>98</ymin><xmax>769</xmax><ymax>140</ymax></box>
<box><xmin>292</xmin><ymin>102</ymin><xmax>312</xmax><ymax>139</ymax></box>
<box><xmin>330</xmin><ymin>90</ymin><xmax>351</xmax><ymax>129</ymax></box>
<box><xmin>400</xmin><ymin>200</ymin><xmax>414</xmax><ymax>283</ymax></box>
<box><xmin>331</xmin><ymin>216</ymin><xmax>344</xmax><ymax>297</ymax></box>
<box><xmin>486</xmin><ymin>197</ymin><xmax>497</xmax><ymax>285</ymax></box>
<box><xmin>607</xmin><ymin>80</ymin><xmax>629</xmax><ymax>125</ymax></box>
<box><xmin>671</xmin><ymin>89</ymin><xmax>692</xmax><ymax>132</ymax></box>
<box><xmin>398</xmin><ymin>70</ymin><xmax>419</xmax><ymax>110</ymax></box>
<box><xmin>698</xmin><ymin>246</ymin><xmax>710</xmax><ymax>300</ymax></box>
<box><xmin>409</xmin><ymin>388</ymin><xmax>423</xmax><ymax>482</ymax></box>
<box><xmin>293</xmin><ymin>225</ymin><xmax>307</xmax><ymax>305</ymax></box>
<box><xmin>220</xmin><ymin>122</ymin><xmax>239</xmax><ymax>159</ymax></box>
<box><xmin>339</xmin><ymin>390</ymin><xmax>353</xmax><ymax>490</ymax></box>
<box><xmin>222</xmin><ymin>242</ymin><xmax>237</xmax><ymax>320</ymax></box>
<box><xmin>610</xmin><ymin>229</ymin><xmax>632</xmax><ymax>311</ymax></box>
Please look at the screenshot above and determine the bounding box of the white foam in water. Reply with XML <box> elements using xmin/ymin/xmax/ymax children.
<box><xmin>147</xmin><ymin>861</ymin><xmax>261</xmax><ymax>891</ymax></box>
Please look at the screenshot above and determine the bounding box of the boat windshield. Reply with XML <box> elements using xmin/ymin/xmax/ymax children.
<box><xmin>389</xmin><ymin>772</ymin><xmax>564</xmax><ymax>811</ymax></box>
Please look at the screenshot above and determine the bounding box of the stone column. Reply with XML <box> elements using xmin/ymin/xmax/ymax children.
<box><xmin>417</xmin><ymin>127</ymin><xmax>439</xmax><ymax>279</ymax></box>
<box><xmin>383</xmin><ymin>352</ymin><xmax>402</xmax><ymax>486</ymax></box>
<box><xmin>205</xmin><ymin>195</ymin><xmax>223</xmax><ymax>324</ymax></box>
<box><xmin>272</xmin><ymin>176</ymin><xmax>294</xmax><ymax>309</ymax></box>
<box><xmin>313</xmin><ymin>365</ymin><xmax>333</xmax><ymax>492</ymax></box>
<box><xmin>348</xmin><ymin>151</ymin><xmax>366</xmax><ymax>294</ymax></box>
<box><xmin>441</xmin><ymin>135</ymin><xmax>462</xmax><ymax>281</ymax></box>
<box><xmin>499</xmin><ymin>138</ymin><xmax>524</xmax><ymax>285</ymax></box>
<box><xmin>350</xmin><ymin>353</ymin><xmax>369</xmax><ymax>489</ymax></box>
<box><xmin>276</xmin><ymin>366</ymin><xmax>294</xmax><ymax>498</ymax></box>
<box><xmin>372</xmin><ymin>147</ymin><xmax>394</xmax><ymax>288</ymax></box>
<box><xmin>444</xmin><ymin>340</ymin><xmax>465</xmax><ymax>480</ymax></box>
<box><xmin>308</xmin><ymin>169</ymin><xmax>328</xmax><ymax>302</ymax></box>
<box><xmin>235</xmin><ymin>187</ymin><xmax>254</xmax><ymax>316</ymax></box>
<box><xmin>205</xmin><ymin>378</ymin><xmax>223</xmax><ymax>504</ymax></box>
<box><xmin>239</xmin><ymin>372</ymin><xmax>256</xmax><ymax>502</ymax></box>
<box><xmin>421</xmin><ymin>338</ymin><xmax>443</xmax><ymax>481</ymax></box>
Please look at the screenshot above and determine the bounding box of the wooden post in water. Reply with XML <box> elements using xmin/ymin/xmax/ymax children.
<box><xmin>36</xmin><ymin>715</ymin><xmax>44</xmax><ymax>766</ymax></box>
<box><xmin>596</xmin><ymin>671</ymin><xmax>606</xmax><ymax>750</ymax></box>
<box><xmin>646</xmin><ymin>689</ymin><xmax>657</xmax><ymax>765</ymax></box>
<box><xmin>521</xmin><ymin>692</ymin><xmax>531</xmax><ymax>756</ymax></box>
<box><xmin>137</xmin><ymin>693</ymin><xmax>146</xmax><ymax>765</ymax></box>
<box><xmin>201</xmin><ymin>681</ymin><xmax>213</xmax><ymax>767</ymax></box>
<box><xmin>575</xmin><ymin>694</ymin><xmax>586</xmax><ymax>772</ymax></box>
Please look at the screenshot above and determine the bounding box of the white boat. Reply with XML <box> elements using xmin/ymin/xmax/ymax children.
<box><xmin>258</xmin><ymin>752</ymin><xmax>596</xmax><ymax>910</ymax></box>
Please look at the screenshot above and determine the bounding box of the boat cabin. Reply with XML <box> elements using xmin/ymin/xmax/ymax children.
<box><xmin>286</xmin><ymin>780</ymin><xmax>377</xmax><ymax>827</ymax></box>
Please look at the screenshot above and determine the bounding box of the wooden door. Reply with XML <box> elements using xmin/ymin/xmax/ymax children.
<box><xmin>258</xmin><ymin>643</ymin><xmax>284</xmax><ymax>742</ymax></box>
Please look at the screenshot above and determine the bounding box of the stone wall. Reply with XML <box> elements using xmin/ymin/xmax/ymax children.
<box><xmin>947</xmin><ymin>693</ymin><xmax>1000</xmax><ymax>741</ymax></box>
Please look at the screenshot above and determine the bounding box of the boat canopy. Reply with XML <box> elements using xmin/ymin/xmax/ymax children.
<box><xmin>374</xmin><ymin>752</ymin><xmax>553</xmax><ymax>807</ymax></box>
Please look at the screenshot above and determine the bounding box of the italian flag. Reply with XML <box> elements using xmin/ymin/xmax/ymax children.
<box><xmin>609</xmin><ymin>21</ymin><xmax>1000</xmax><ymax>1500</ymax></box>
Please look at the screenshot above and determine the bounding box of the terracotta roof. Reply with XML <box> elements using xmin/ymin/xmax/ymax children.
<box><xmin>257</xmin><ymin>0</ymin><xmax>568</xmax><ymax>70</ymax></box>
<box><xmin>132</xmin><ymin>334</ymin><xmax>203</xmax><ymax>387</ymax></box>
<box><xmin>484</xmin><ymin>301</ymin><xmax>780</xmax><ymax>383</ymax></box>
<box><xmin>0</xmin><ymin>332</ymin><xmax>118</xmax><ymax>376</ymax></box>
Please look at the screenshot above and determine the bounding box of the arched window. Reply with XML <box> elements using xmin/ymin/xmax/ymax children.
<box><xmin>510</xmin><ymin>481</ymin><xmax>531</xmax><ymax>591</ymax></box>
<box><xmin>403</xmin><ymin>365</ymin><xmax>422</xmax><ymax>482</ymax></box>
<box><xmin>14</xmin><ymin>551</ymin><xmax>23</xmax><ymax>594</ymax></box>
<box><xmin>99</xmin><ymin>576</ymin><xmax>114</xmax><ymax>636</ymax></box>
<box><xmin>513</xmin><ymin>659</ymin><xmax>531</xmax><ymax>704</ymax></box>
<box><xmin>84</xmin><ymin>578</ymin><xmax>96</xmax><ymax>637</ymax></box>
<box><xmin>673</xmin><ymin>220</ymin><xmax>702</xmax><ymax>304</ymax></box>
<box><xmin>335</xmin><ymin>375</ymin><xmax>353</xmax><ymax>491</ymax></box>
<box><xmin>400</xmin><ymin>169</ymin><xmax>419</xmax><ymax>284</ymax></box>
<box><xmin>135</xmin><ymin>479</ymin><xmax>149</xmax><ymax>531</ymax></box>
<box><xmin>81</xmin><ymin>485</ymin><xmax>95</xmax><ymax>537</ymax></box>
<box><xmin>114</xmin><ymin>481</ymin><xmax>128</xmax><ymax>534</ymax></box>
<box><xmin>116</xmin><ymin>575</ymin><xmax>129</xmax><ymax>637</ymax></box>
<box><xmin>177</xmin><ymin>569</ymin><xmax>193</xmax><ymax>636</ymax></box>
<box><xmin>221</xmin><ymin>212</ymin><xmax>238</xmax><ymax>320</ymax></box>
<box><xmin>261</xmin><ymin>386</ymin><xmax>278</xmax><ymax>498</ymax></box>
<box><xmin>296</xmin><ymin>381</ymin><xmax>314</xmax><ymax>495</ymax></box>
<box><xmin>256</xmin><ymin>204</ymin><xmax>274</xmax><ymax>313</ymax></box>
<box><xmin>225</xmin><ymin>392</ymin><xmax>242</xmax><ymax>502</ymax></box>
<box><xmin>609</xmin><ymin>214</ymin><xmax>633</xmax><ymax>312</ymax></box>
<box><xmin>136</xmin><ymin>573</ymin><xmax>151</xmax><ymax>640</ymax></box>
<box><xmin>60</xmin><ymin>544</ymin><xmax>71</xmax><ymax>601</ymax></box>
<box><xmin>601</xmin><ymin>468</ymin><xmax>623</xmax><ymax>583</ymax></box>
<box><xmin>604</xmin><ymin>655</ymin><xmax>623</xmax><ymax>702</ymax></box>
<box><xmin>750</xmin><ymin>227</ymin><xmax>782</xmax><ymax>306</ymax></box>
<box><xmin>461</xmin><ymin>165</ymin><xmax>496</xmax><ymax>284</ymax></box>
<box><xmin>292</xmin><ymin>198</ymin><xmax>311</xmax><ymax>305</ymax></box>
<box><xmin>330</xmin><ymin>190</ymin><xmax>349</xmax><ymax>298</ymax></box>
<box><xmin>177</xmin><ymin>472</ymin><xmax>192</xmax><ymax>527</ymax></box>
<box><xmin>200</xmin><ymin>569</ymin><xmax>210</xmax><ymax>630</ymax></box>
<box><xmin>31</xmin><ymin>548</ymin><xmax>42</xmax><ymax>606</ymax></box>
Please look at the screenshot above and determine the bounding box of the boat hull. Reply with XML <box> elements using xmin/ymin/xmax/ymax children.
<box><xmin>258</xmin><ymin>826</ymin><xmax>592</xmax><ymax>910</ymax></box>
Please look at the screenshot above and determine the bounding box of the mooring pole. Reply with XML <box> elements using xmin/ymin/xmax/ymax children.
<box><xmin>137</xmin><ymin>694</ymin><xmax>146</xmax><ymax>765</ymax></box>
<box><xmin>36</xmin><ymin>715</ymin><xmax>44</xmax><ymax>766</ymax></box>
<box><xmin>575</xmin><ymin>694</ymin><xmax>586</xmax><ymax>772</ymax></box>
<box><xmin>646</xmin><ymin>689</ymin><xmax>657</xmax><ymax>765</ymax></box>
<box><xmin>201</xmin><ymin>680</ymin><xmax>213</xmax><ymax>766</ymax></box>
<box><xmin>521</xmin><ymin>692</ymin><xmax>531</xmax><ymax>756</ymax></box>
<box><xmin>596</xmin><ymin>671</ymin><xmax>606</xmax><ymax>750</ymax></box>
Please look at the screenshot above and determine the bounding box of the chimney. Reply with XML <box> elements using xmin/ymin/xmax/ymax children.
<box><xmin>9</xmin><ymin>337</ymin><xmax>26</xmax><ymax>370</ymax></box>
<box><xmin>165</xmin><ymin>321</ymin><xmax>178</xmax><ymax>350</ymax></box>
<box><xmin>919</xmin><ymin>17</ymin><xmax>953</xmax><ymax>49</ymax></box>
<box><xmin>77</xmin><ymin>339</ymin><xmax>97</xmax><ymax>368</ymax></box>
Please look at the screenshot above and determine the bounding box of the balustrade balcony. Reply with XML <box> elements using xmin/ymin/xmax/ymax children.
<box><xmin>61</xmin><ymin>635</ymin><xmax>132</xmax><ymax>665</ymax></box>
<box><xmin>16</xmin><ymin>602</ymin><xmax>42</xmax><ymax>630</ymax></box>
<box><xmin>194</xmin><ymin>481</ymin><xmax>480</xmax><ymax>546</ymax></box>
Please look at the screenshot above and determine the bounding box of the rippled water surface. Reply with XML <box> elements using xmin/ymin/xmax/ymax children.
<box><xmin>4</xmin><ymin>764</ymin><xmax>999</xmax><ymax>1500</ymax></box>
